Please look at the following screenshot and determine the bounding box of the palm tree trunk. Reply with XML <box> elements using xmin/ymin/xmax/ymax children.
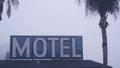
<box><xmin>101</xmin><ymin>28</ymin><xmax>108</xmax><ymax>68</ymax></box>
<box><xmin>99</xmin><ymin>16</ymin><xmax>108</xmax><ymax>68</ymax></box>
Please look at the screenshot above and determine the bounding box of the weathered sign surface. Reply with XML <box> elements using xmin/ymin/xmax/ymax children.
<box><xmin>10</xmin><ymin>36</ymin><xmax>83</xmax><ymax>60</ymax></box>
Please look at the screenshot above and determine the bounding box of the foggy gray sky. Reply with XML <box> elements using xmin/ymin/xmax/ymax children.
<box><xmin>0</xmin><ymin>0</ymin><xmax>120</xmax><ymax>68</ymax></box>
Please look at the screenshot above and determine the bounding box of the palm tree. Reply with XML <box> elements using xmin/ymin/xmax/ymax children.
<box><xmin>0</xmin><ymin>0</ymin><xmax>19</xmax><ymax>21</ymax></box>
<box><xmin>85</xmin><ymin>0</ymin><xmax>120</xmax><ymax>68</ymax></box>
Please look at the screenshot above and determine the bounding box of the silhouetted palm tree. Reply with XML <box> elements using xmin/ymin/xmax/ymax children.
<box><xmin>85</xmin><ymin>0</ymin><xmax>120</xmax><ymax>68</ymax></box>
<box><xmin>0</xmin><ymin>0</ymin><xmax>19</xmax><ymax>21</ymax></box>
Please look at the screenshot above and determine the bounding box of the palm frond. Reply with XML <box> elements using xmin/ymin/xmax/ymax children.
<box><xmin>0</xmin><ymin>0</ymin><xmax>4</xmax><ymax>20</ymax></box>
<box><xmin>7</xmin><ymin>0</ymin><xmax>11</xmax><ymax>18</ymax></box>
<box><xmin>86</xmin><ymin>0</ymin><xmax>120</xmax><ymax>18</ymax></box>
<box><xmin>10</xmin><ymin>0</ymin><xmax>19</xmax><ymax>9</ymax></box>
<box><xmin>6</xmin><ymin>0</ymin><xmax>19</xmax><ymax>18</ymax></box>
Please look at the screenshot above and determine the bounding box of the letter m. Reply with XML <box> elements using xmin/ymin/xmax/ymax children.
<box><xmin>12</xmin><ymin>37</ymin><xmax>30</xmax><ymax>58</ymax></box>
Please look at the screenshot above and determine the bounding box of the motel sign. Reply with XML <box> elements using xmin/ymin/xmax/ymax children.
<box><xmin>10</xmin><ymin>36</ymin><xmax>83</xmax><ymax>60</ymax></box>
